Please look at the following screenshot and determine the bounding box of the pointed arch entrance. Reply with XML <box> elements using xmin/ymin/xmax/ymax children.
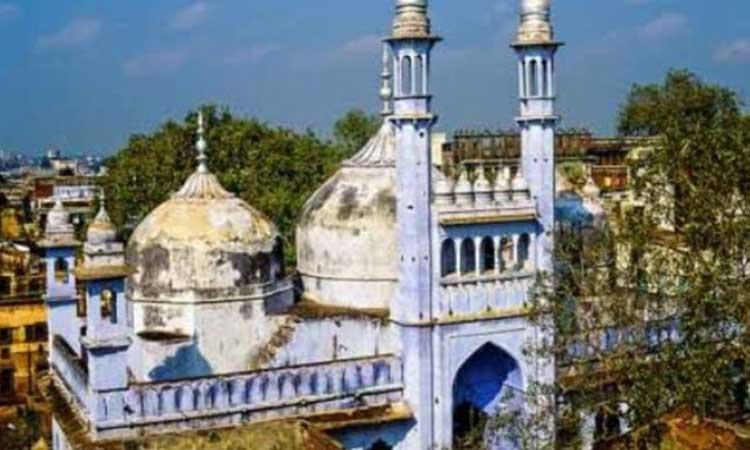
<box><xmin>452</xmin><ymin>343</ymin><xmax>523</xmax><ymax>449</ymax></box>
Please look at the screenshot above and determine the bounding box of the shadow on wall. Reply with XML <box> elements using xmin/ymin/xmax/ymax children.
<box><xmin>148</xmin><ymin>342</ymin><xmax>213</xmax><ymax>381</ymax></box>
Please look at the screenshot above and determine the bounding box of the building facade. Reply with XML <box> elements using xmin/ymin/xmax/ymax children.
<box><xmin>46</xmin><ymin>1</ymin><xmax>561</xmax><ymax>449</ymax></box>
<box><xmin>0</xmin><ymin>242</ymin><xmax>48</xmax><ymax>407</ymax></box>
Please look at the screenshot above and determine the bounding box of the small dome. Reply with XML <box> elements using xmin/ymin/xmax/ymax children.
<box><xmin>86</xmin><ymin>206</ymin><xmax>117</xmax><ymax>245</ymax></box>
<box><xmin>297</xmin><ymin>122</ymin><xmax>397</xmax><ymax>310</ymax></box>
<box><xmin>46</xmin><ymin>198</ymin><xmax>73</xmax><ymax>236</ymax></box>
<box><xmin>127</xmin><ymin>169</ymin><xmax>281</xmax><ymax>301</ymax></box>
<box><xmin>40</xmin><ymin>197</ymin><xmax>77</xmax><ymax>248</ymax></box>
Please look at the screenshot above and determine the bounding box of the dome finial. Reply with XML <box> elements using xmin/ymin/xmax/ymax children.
<box><xmin>380</xmin><ymin>44</ymin><xmax>393</xmax><ymax>116</ymax></box>
<box><xmin>87</xmin><ymin>188</ymin><xmax>116</xmax><ymax>244</ymax></box>
<box><xmin>196</xmin><ymin>111</ymin><xmax>208</xmax><ymax>174</ymax></box>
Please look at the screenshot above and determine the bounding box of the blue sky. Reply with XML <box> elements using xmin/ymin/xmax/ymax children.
<box><xmin>0</xmin><ymin>0</ymin><xmax>748</xmax><ymax>156</ymax></box>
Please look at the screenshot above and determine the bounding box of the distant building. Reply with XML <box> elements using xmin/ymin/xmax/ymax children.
<box><xmin>46</xmin><ymin>1</ymin><xmax>566</xmax><ymax>449</ymax></box>
<box><xmin>0</xmin><ymin>242</ymin><xmax>48</xmax><ymax>407</ymax></box>
<box><xmin>32</xmin><ymin>175</ymin><xmax>99</xmax><ymax>231</ymax></box>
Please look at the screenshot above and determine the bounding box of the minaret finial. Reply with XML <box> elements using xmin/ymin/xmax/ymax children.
<box><xmin>196</xmin><ymin>111</ymin><xmax>208</xmax><ymax>174</ymax></box>
<box><xmin>380</xmin><ymin>44</ymin><xmax>393</xmax><ymax>116</ymax></box>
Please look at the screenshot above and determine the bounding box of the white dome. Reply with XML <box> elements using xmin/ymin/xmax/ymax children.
<box><xmin>86</xmin><ymin>207</ymin><xmax>117</xmax><ymax>245</ymax></box>
<box><xmin>127</xmin><ymin>170</ymin><xmax>281</xmax><ymax>302</ymax></box>
<box><xmin>296</xmin><ymin>122</ymin><xmax>397</xmax><ymax>310</ymax></box>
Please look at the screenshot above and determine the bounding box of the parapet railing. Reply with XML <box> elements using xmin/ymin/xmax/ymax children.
<box><xmin>51</xmin><ymin>335</ymin><xmax>89</xmax><ymax>411</ymax></box>
<box><xmin>90</xmin><ymin>355</ymin><xmax>404</xmax><ymax>433</ymax></box>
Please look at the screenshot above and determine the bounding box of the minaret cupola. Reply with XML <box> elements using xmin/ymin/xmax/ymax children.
<box><xmin>518</xmin><ymin>0</ymin><xmax>553</xmax><ymax>44</ymax></box>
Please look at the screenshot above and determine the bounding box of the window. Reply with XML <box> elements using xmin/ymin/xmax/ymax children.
<box><xmin>529</xmin><ymin>59</ymin><xmax>539</xmax><ymax>97</ymax></box>
<box><xmin>517</xmin><ymin>234</ymin><xmax>531</xmax><ymax>270</ymax></box>
<box><xmin>0</xmin><ymin>348</ymin><xmax>9</xmax><ymax>360</ymax></box>
<box><xmin>441</xmin><ymin>240</ymin><xmax>457</xmax><ymax>277</ymax></box>
<box><xmin>26</xmin><ymin>323</ymin><xmax>48</xmax><ymax>342</ymax></box>
<box><xmin>0</xmin><ymin>368</ymin><xmax>14</xmax><ymax>395</ymax></box>
<box><xmin>499</xmin><ymin>237</ymin><xmax>513</xmax><ymax>272</ymax></box>
<box><xmin>414</xmin><ymin>55</ymin><xmax>425</xmax><ymax>95</ymax></box>
<box><xmin>37</xmin><ymin>323</ymin><xmax>48</xmax><ymax>341</ymax></box>
<box><xmin>460</xmin><ymin>239</ymin><xmax>476</xmax><ymax>275</ymax></box>
<box><xmin>0</xmin><ymin>276</ymin><xmax>10</xmax><ymax>296</ymax></box>
<box><xmin>481</xmin><ymin>238</ymin><xmax>495</xmax><ymax>273</ymax></box>
<box><xmin>101</xmin><ymin>288</ymin><xmax>115</xmax><ymax>323</ymax></box>
<box><xmin>541</xmin><ymin>60</ymin><xmax>549</xmax><ymax>97</ymax></box>
<box><xmin>0</xmin><ymin>328</ymin><xmax>12</xmax><ymax>345</ymax></box>
<box><xmin>401</xmin><ymin>56</ymin><xmax>412</xmax><ymax>96</ymax></box>
<box><xmin>54</xmin><ymin>258</ymin><xmax>69</xmax><ymax>283</ymax></box>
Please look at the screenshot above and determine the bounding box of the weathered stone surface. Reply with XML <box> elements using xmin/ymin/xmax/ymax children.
<box><xmin>297</xmin><ymin>123</ymin><xmax>398</xmax><ymax>310</ymax></box>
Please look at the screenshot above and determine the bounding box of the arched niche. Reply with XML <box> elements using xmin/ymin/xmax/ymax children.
<box><xmin>452</xmin><ymin>343</ymin><xmax>524</xmax><ymax>449</ymax></box>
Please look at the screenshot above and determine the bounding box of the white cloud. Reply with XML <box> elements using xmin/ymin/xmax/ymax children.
<box><xmin>0</xmin><ymin>3</ymin><xmax>19</xmax><ymax>20</ymax></box>
<box><xmin>224</xmin><ymin>44</ymin><xmax>280</xmax><ymax>65</ymax></box>
<box><xmin>637</xmin><ymin>12</ymin><xmax>688</xmax><ymax>41</ymax></box>
<box><xmin>714</xmin><ymin>39</ymin><xmax>750</xmax><ymax>64</ymax></box>
<box><xmin>37</xmin><ymin>18</ymin><xmax>102</xmax><ymax>49</ymax></box>
<box><xmin>122</xmin><ymin>49</ymin><xmax>188</xmax><ymax>77</ymax></box>
<box><xmin>170</xmin><ymin>2</ymin><xmax>210</xmax><ymax>30</ymax></box>
<box><xmin>340</xmin><ymin>34</ymin><xmax>381</xmax><ymax>56</ymax></box>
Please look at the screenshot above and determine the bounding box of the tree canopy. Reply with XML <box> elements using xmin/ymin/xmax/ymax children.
<box><xmin>523</xmin><ymin>69</ymin><xmax>750</xmax><ymax>449</ymax></box>
<box><xmin>332</xmin><ymin>109</ymin><xmax>381</xmax><ymax>157</ymax></box>
<box><xmin>101</xmin><ymin>106</ymin><xmax>379</xmax><ymax>264</ymax></box>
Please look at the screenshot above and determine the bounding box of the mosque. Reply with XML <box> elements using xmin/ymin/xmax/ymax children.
<box><xmin>43</xmin><ymin>0</ymin><xmax>568</xmax><ymax>448</ymax></box>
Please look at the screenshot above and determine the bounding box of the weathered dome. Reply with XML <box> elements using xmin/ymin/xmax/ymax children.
<box><xmin>127</xmin><ymin>169</ymin><xmax>281</xmax><ymax>302</ymax></box>
<box><xmin>86</xmin><ymin>206</ymin><xmax>117</xmax><ymax>245</ymax></box>
<box><xmin>296</xmin><ymin>121</ymin><xmax>397</xmax><ymax>310</ymax></box>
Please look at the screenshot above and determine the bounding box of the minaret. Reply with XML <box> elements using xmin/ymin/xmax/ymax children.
<box><xmin>387</xmin><ymin>0</ymin><xmax>440</xmax><ymax>323</ymax></box>
<box><xmin>75</xmin><ymin>193</ymin><xmax>131</xmax><ymax>392</ymax></box>
<box><xmin>513</xmin><ymin>0</ymin><xmax>561</xmax><ymax>272</ymax></box>
<box><xmin>385</xmin><ymin>0</ymin><xmax>440</xmax><ymax>447</ymax></box>
<box><xmin>40</xmin><ymin>197</ymin><xmax>81</xmax><ymax>355</ymax></box>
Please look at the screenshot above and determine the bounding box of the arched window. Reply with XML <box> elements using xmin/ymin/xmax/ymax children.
<box><xmin>441</xmin><ymin>240</ymin><xmax>457</xmax><ymax>278</ymax></box>
<box><xmin>54</xmin><ymin>258</ymin><xmax>69</xmax><ymax>283</ymax></box>
<box><xmin>401</xmin><ymin>56</ymin><xmax>413</xmax><ymax>96</ymax></box>
<box><xmin>499</xmin><ymin>237</ymin><xmax>513</xmax><ymax>272</ymax></box>
<box><xmin>481</xmin><ymin>237</ymin><xmax>495</xmax><ymax>273</ymax></box>
<box><xmin>415</xmin><ymin>55</ymin><xmax>425</xmax><ymax>95</ymax></box>
<box><xmin>529</xmin><ymin>59</ymin><xmax>539</xmax><ymax>97</ymax></box>
<box><xmin>519</xmin><ymin>60</ymin><xmax>527</xmax><ymax>97</ymax></box>
<box><xmin>541</xmin><ymin>60</ymin><xmax>549</xmax><ymax>97</ymax></box>
<box><xmin>461</xmin><ymin>239</ymin><xmax>476</xmax><ymax>275</ymax></box>
<box><xmin>517</xmin><ymin>234</ymin><xmax>531</xmax><ymax>270</ymax></box>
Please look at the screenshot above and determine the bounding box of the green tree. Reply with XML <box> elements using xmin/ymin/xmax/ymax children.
<box><xmin>523</xmin><ymin>70</ymin><xmax>750</xmax><ymax>449</ymax></box>
<box><xmin>101</xmin><ymin>106</ymin><xmax>349</xmax><ymax>264</ymax></box>
<box><xmin>332</xmin><ymin>109</ymin><xmax>381</xmax><ymax>158</ymax></box>
<box><xmin>0</xmin><ymin>407</ymin><xmax>42</xmax><ymax>450</ymax></box>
